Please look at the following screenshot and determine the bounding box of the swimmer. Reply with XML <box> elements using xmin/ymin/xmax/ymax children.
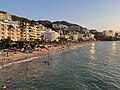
<box><xmin>26</xmin><ymin>68</ymin><xmax>29</xmax><ymax>71</ymax></box>
<box><xmin>47</xmin><ymin>61</ymin><xmax>50</xmax><ymax>65</ymax></box>
<box><xmin>1</xmin><ymin>85</ymin><xmax>7</xmax><ymax>90</ymax></box>
<box><xmin>6</xmin><ymin>79</ymin><xmax>11</xmax><ymax>83</ymax></box>
<box><xmin>44</xmin><ymin>61</ymin><xmax>47</xmax><ymax>64</ymax></box>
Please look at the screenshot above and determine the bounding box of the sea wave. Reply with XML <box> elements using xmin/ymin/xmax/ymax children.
<box><xmin>0</xmin><ymin>57</ymin><xmax>38</xmax><ymax>69</ymax></box>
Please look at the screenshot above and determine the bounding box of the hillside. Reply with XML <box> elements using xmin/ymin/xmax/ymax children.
<box><xmin>0</xmin><ymin>11</ymin><xmax>87</xmax><ymax>31</ymax></box>
<box><xmin>53</xmin><ymin>21</ymin><xmax>79</xmax><ymax>27</ymax></box>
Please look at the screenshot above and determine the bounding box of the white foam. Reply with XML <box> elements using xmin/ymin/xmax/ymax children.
<box><xmin>0</xmin><ymin>57</ymin><xmax>38</xmax><ymax>69</ymax></box>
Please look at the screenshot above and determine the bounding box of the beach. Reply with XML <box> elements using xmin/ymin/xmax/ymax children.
<box><xmin>0</xmin><ymin>41</ymin><xmax>92</xmax><ymax>68</ymax></box>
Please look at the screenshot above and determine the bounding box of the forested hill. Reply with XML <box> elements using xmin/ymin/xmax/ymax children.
<box><xmin>53</xmin><ymin>21</ymin><xmax>79</xmax><ymax>27</ymax></box>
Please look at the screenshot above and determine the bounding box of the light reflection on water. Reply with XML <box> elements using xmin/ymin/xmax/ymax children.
<box><xmin>89</xmin><ymin>42</ymin><xmax>96</xmax><ymax>60</ymax></box>
<box><xmin>88</xmin><ymin>42</ymin><xmax>96</xmax><ymax>69</ymax></box>
<box><xmin>111</xmin><ymin>41</ymin><xmax>117</xmax><ymax>54</ymax></box>
<box><xmin>108</xmin><ymin>42</ymin><xmax>117</xmax><ymax>64</ymax></box>
<box><xmin>0</xmin><ymin>41</ymin><xmax>120</xmax><ymax>90</ymax></box>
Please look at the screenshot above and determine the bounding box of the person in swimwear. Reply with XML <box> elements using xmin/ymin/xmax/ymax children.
<box><xmin>6</xmin><ymin>79</ymin><xmax>11</xmax><ymax>83</ymax></box>
<box><xmin>1</xmin><ymin>85</ymin><xmax>7</xmax><ymax>90</ymax></box>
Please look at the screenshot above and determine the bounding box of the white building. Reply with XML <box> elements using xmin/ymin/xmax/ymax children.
<box><xmin>43</xmin><ymin>29</ymin><xmax>60</xmax><ymax>41</ymax></box>
<box><xmin>52</xmin><ymin>24</ymin><xmax>67</xmax><ymax>30</ymax></box>
<box><xmin>102</xmin><ymin>30</ymin><xmax>115</xmax><ymax>37</ymax></box>
<box><xmin>89</xmin><ymin>34</ymin><xmax>95</xmax><ymax>40</ymax></box>
<box><xmin>72</xmin><ymin>34</ymin><xmax>79</xmax><ymax>41</ymax></box>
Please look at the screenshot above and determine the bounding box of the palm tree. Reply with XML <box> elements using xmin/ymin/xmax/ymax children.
<box><xmin>8</xmin><ymin>25</ymin><xmax>14</xmax><ymax>40</ymax></box>
<box><xmin>1</xmin><ymin>37</ymin><xmax>12</xmax><ymax>48</ymax></box>
<box><xmin>30</xmin><ymin>20</ymin><xmax>36</xmax><ymax>27</ymax></box>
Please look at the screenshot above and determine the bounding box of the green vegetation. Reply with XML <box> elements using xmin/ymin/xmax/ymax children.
<box><xmin>0</xmin><ymin>11</ymin><xmax>87</xmax><ymax>34</ymax></box>
<box><xmin>1</xmin><ymin>37</ymin><xmax>12</xmax><ymax>48</ymax></box>
<box><xmin>37</xmin><ymin>20</ymin><xmax>52</xmax><ymax>28</ymax></box>
<box><xmin>53</xmin><ymin>21</ymin><xmax>79</xmax><ymax>27</ymax></box>
<box><xmin>0</xmin><ymin>11</ymin><xmax>6</xmax><ymax>14</ymax></box>
<box><xmin>12</xmin><ymin>15</ymin><xmax>31</xmax><ymax>23</ymax></box>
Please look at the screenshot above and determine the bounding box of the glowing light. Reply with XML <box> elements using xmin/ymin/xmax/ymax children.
<box><xmin>108</xmin><ymin>42</ymin><xmax>117</xmax><ymax>64</ymax></box>
<box><xmin>89</xmin><ymin>43</ymin><xmax>96</xmax><ymax>60</ymax></box>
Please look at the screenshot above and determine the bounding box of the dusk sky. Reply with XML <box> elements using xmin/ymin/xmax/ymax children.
<box><xmin>1</xmin><ymin>0</ymin><xmax>120</xmax><ymax>31</ymax></box>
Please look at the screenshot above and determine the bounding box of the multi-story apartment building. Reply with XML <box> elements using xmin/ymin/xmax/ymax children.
<box><xmin>26</xmin><ymin>24</ymin><xmax>46</xmax><ymax>41</ymax></box>
<box><xmin>36</xmin><ymin>24</ymin><xmax>46</xmax><ymax>40</ymax></box>
<box><xmin>0</xmin><ymin>20</ymin><xmax>20</xmax><ymax>41</ymax></box>
<box><xmin>8</xmin><ymin>21</ymin><xmax>20</xmax><ymax>41</ymax></box>
<box><xmin>20</xmin><ymin>23</ymin><xmax>47</xmax><ymax>41</ymax></box>
<box><xmin>0</xmin><ymin>12</ymin><xmax>21</xmax><ymax>41</ymax></box>
<box><xmin>0</xmin><ymin>12</ymin><xmax>59</xmax><ymax>41</ymax></box>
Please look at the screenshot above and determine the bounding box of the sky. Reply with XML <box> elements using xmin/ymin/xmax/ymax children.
<box><xmin>0</xmin><ymin>0</ymin><xmax>120</xmax><ymax>31</ymax></box>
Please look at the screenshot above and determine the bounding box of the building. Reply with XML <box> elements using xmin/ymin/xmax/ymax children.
<box><xmin>27</xmin><ymin>24</ymin><xmax>47</xmax><ymax>41</ymax></box>
<box><xmin>19</xmin><ymin>23</ymin><xmax>47</xmax><ymax>41</ymax></box>
<box><xmin>35</xmin><ymin>24</ymin><xmax>46</xmax><ymax>40</ymax></box>
<box><xmin>0</xmin><ymin>12</ymin><xmax>60</xmax><ymax>42</ymax></box>
<box><xmin>43</xmin><ymin>29</ymin><xmax>60</xmax><ymax>41</ymax></box>
<box><xmin>52</xmin><ymin>24</ymin><xmax>67</xmax><ymax>30</ymax></box>
<box><xmin>102</xmin><ymin>30</ymin><xmax>115</xmax><ymax>37</ymax></box>
<box><xmin>72</xmin><ymin>34</ymin><xmax>79</xmax><ymax>41</ymax></box>
<box><xmin>67</xmin><ymin>26</ymin><xmax>81</xmax><ymax>34</ymax></box>
<box><xmin>0</xmin><ymin>20</ymin><xmax>20</xmax><ymax>41</ymax></box>
<box><xmin>21</xmin><ymin>23</ymin><xmax>29</xmax><ymax>41</ymax></box>
<box><xmin>115</xmin><ymin>32</ymin><xmax>120</xmax><ymax>37</ymax></box>
<box><xmin>89</xmin><ymin>33</ymin><xmax>95</xmax><ymax>40</ymax></box>
<box><xmin>0</xmin><ymin>12</ymin><xmax>12</xmax><ymax>21</ymax></box>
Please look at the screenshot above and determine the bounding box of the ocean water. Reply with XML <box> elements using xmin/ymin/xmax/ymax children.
<box><xmin>0</xmin><ymin>41</ymin><xmax>120</xmax><ymax>90</ymax></box>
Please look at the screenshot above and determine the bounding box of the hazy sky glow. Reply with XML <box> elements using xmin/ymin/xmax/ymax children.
<box><xmin>1</xmin><ymin>0</ymin><xmax>120</xmax><ymax>31</ymax></box>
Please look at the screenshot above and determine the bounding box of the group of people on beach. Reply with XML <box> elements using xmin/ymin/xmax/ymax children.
<box><xmin>2</xmin><ymin>58</ymin><xmax>10</xmax><ymax>65</ymax></box>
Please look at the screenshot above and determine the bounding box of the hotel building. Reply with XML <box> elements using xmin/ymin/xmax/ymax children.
<box><xmin>0</xmin><ymin>12</ymin><xmax>20</xmax><ymax>41</ymax></box>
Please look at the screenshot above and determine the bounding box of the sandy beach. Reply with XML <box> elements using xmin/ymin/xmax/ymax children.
<box><xmin>0</xmin><ymin>41</ymin><xmax>93</xmax><ymax>67</ymax></box>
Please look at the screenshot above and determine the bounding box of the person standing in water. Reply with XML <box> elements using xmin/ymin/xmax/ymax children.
<box><xmin>1</xmin><ymin>85</ymin><xmax>7</xmax><ymax>90</ymax></box>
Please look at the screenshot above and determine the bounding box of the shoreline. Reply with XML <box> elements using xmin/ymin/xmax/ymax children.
<box><xmin>0</xmin><ymin>41</ymin><xmax>94</xmax><ymax>69</ymax></box>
